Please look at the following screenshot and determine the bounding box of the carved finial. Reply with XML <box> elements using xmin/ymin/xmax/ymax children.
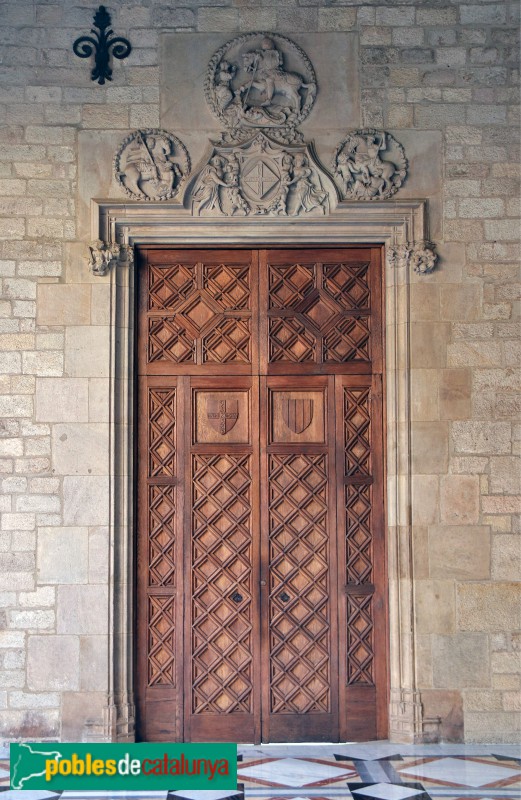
<box><xmin>387</xmin><ymin>241</ymin><xmax>438</xmax><ymax>274</ymax></box>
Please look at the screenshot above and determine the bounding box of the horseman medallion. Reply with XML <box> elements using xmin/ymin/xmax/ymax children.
<box><xmin>207</xmin><ymin>397</ymin><xmax>239</xmax><ymax>435</ymax></box>
<box><xmin>205</xmin><ymin>32</ymin><xmax>317</xmax><ymax>142</ymax></box>
<box><xmin>282</xmin><ymin>398</ymin><xmax>314</xmax><ymax>434</ymax></box>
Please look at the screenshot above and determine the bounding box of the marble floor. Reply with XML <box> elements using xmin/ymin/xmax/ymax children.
<box><xmin>1</xmin><ymin>742</ymin><xmax>520</xmax><ymax>800</ymax></box>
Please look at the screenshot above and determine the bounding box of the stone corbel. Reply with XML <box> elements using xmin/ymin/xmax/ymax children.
<box><xmin>387</xmin><ymin>240</ymin><xmax>438</xmax><ymax>275</ymax></box>
<box><xmin>88</xmin><ymin>240</ymin><xmax>134</xmax><ymax>276</ymax></box>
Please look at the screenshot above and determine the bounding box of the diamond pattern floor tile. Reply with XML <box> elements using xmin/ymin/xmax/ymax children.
<box><xmin>397</xmin><ymin>757</ymin><xmax>521</xmax><ymax>789</ymax></box>
<box><xmin>238</xmin><ymin>758</ymin><xmax>357</xmax><ymax>788</ymax></box>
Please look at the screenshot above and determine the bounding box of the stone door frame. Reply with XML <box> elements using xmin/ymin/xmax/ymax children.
<box><xmin>91</xmin><ymin>198</ymin><xmax>431</xmax><ymax>743</ymax></box>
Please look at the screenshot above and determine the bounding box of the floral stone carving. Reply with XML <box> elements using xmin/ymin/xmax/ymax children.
<box><xmin>205</xmin><ymin>32</ymin><xmax>317</xmax><ymax>143</ymax></box>
<box><xmin>114</xmin><ymin>129</ymin><xmax>190</xmax><ymax>201</ymax></box>
<box><xmin>333</xmin><ymin>129</ymin><xmax>407</xmax><ymax>201</ymax></box>
<box><xmin>185</xmin><ymin>133</ymin><xmax>336</xmax><ymax>217</ymax></box>
<box><xmin>387</xmin><ymin>241</ymin><xmax>438</xmax><ymax>275</ymax></box>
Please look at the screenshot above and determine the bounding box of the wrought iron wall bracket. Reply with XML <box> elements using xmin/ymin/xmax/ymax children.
<box><xmin>73</xmin><ymin>5</ymin><xmax>131</xmax><ymax>85</ymax></box>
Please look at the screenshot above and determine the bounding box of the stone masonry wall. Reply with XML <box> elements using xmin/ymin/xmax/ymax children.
<box><xmin>0</xmin><ymin>0</ymin><xmax>519</xmax><ymax>742</ymax></box>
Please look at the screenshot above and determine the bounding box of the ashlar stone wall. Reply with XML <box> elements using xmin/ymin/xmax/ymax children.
<box><xmin>0</xmin><ymin>0</ymin><xmax>519</xmax><ymax>743</ymax></box>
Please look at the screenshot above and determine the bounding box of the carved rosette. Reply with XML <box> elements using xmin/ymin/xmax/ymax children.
<box><xmin>88</xmin><ymin>240</ymin><xmax>134</xmax><ymax>276</ymax></box>
<box><xmin>333</xmin><ymin>129</ymin><xmax>408</xmax><ymax>201</ymax></box>
<box><xmin>205</xmin><ymin>32</ymin><xmax>317</xmax><ymax>144</ymax></box>
<box><xmin>184</xmin><ymin>133</ymin><xmax>337</xmax><ymax>218</ymax></box>
<box><xmin>387</xmin><ymin>241</ymin><xmax>438</xmax><ymax>274</ymax></box>
<box><xmin>114</xmin><ymin>129</ymin><xmax>190</xmax><ymax>201</ymax></box>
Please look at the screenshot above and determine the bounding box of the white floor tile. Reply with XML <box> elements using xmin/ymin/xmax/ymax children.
<box><xmin>169</xmin><ymin>791</ymin><xmax>242</xmax><ymax>799</ymax></box>
<box><xmin>238</xmin><ymin>757</ymin><xmax>352</xmax><ymax>786</ymax></box>
<box><xmin>399</xmin><ymin>756</ymin><xmax>521</xmax><ymax>788</ymax></box>
<box><xmin>355</xmin><ymin>784</ymin><xmax>424</xmax><ymax>800</ymax></box>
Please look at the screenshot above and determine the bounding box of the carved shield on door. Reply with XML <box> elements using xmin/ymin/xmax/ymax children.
<box><xmin>282</xmin><ymin>398</ymin><xmax>313</xmax><ymax>433</ymax></box>
<box><xmin>207</xmin><ymin>397</ymin><xmax>239</xmax><ymax>435</ymax></box>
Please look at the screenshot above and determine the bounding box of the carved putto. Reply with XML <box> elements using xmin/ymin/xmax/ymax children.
<box><xmin>114</xmin><ymin>129</ymin><xmax>190</xmax><ymax>201</ymax></box>
<box><xmin>185</xmin><ymin>133</ymin><xmax>334</xmax><ymax>217</ymax></box>
<box><xmin>333</xmin><ymin>129</ymin><xmax>407</xmax><ymax>201</ymax></box>
<box><xmin>205</xmin><ymin>33</ymin><xmax>317</xmax><ymax>143</ymax></box>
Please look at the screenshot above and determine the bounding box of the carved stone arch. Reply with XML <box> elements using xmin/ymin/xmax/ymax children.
<box><xmin>91</xmin><ymin>199</ymin><xmax>434</xmax><ymax>743</ymax></box>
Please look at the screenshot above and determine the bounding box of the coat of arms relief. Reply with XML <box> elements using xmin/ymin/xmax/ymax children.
<box><xmin>104</xmin><ymin>32</ymin><xmax>435</xmax><ymax>271</ymax></box>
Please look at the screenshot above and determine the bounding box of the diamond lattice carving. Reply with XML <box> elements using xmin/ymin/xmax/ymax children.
<box><xmin>323</xmin><ymin>262</ymin><xmax>370</xmax><ymax>310</ymax></box>
<box><xmin>268</xmin><ymin>454</ymin><xmax>330</xmax><ymax>714</ymax></box>
<box><xmin>203</xmin><ymin>317</ymin><xmax>251</xmax><ymax>363</ymax></box>
<box><xmin>269</xmin><ymin>263</ymin><xmax>315</xmax><ymax>309</ymax></box>
<box><xmin>148</xmin><ymin>595</ymin><xmax>175</xmax><ymax>686</ymax></box>
<box><xmin>269</xmin><ymin>317</ymin><xmax>316</xmax><ymax>362</ymax></box>
<box><xmin>149</xmin><ymin>485</ymin><xmax>175</xmax><ymax>586</ymax></box>
<box><xmin>323</xmin><ymin>316</ymin><xmax>370</xmax><ymax>362</ymax></box>
<box><xmin>347</xmin><ymin>594</ymin><xmax>374</xmax><ymax>684</ymax></box>
<box><xmin>346</xmin><ymin>484</ymin><xmax>372</xmax><ymax>584</ymax></box>
<box><xmin>149</xmin><ymin>389</ymin><xmax>176</xmax><ymax>476</ymax></box>
<box><xmin>203</xmin><ymin>264</ymin><xmax>250</xmax><ymax>310</ymax></box>
<box><xmin>191</xmin><ymin>454</ymin><xmax>253</xmax><ymax>714</ymax></box>
<box><xmin>148</xmin><ymin>317</ymin><xmax>195</xmax><ymax>363</ymax></box>
<box><xmin>148</xmin><ymin>264</ymin><xmax>195</xmax><ymax>310</ymax></box>
<box><xmin>344</xmin><ymin>388</ymin><xmax>371</xmax><ymax>476</ymax></box>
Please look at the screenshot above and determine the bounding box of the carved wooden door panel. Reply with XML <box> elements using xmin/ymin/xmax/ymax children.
<box><xmin>136</xmin><ymin>246</ymin><xmax>386</xmax><ymax>743</ymax></box>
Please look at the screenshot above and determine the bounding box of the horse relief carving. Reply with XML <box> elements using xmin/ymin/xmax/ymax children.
<box><xmin>333</xmin><ymin>129</ymin><xmax>408</xmax><ymax>201</ymax></box>
<box><xmin>114</xmin><ymin>129</ymin><xmax>190</xmax><ymax>201</ymax></box>
<box><xmin>205</xmin><ymin>32</ymin><xmax>317</xmax><ymax>143</ymax></box>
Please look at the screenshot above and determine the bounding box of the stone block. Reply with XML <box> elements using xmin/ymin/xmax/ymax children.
<box><xmin>482</xmin><ymin>496</ymin><xmax>521</xmax><ymax>515</ymax></box>
<box><xmin>52</xmin><ymin>423</ymin><xmax>109</xmax><ymax>475</ymax></box>
<box><xmin>37</xmin><ymin>527</ymin><xmax>88</xmax><ymax>584</ymax></box>
<box><xmin>65</xmin><ymin>326</ymin><xmax>110</xmax><ymax>378</ymax></box>
<box><xmin>80</xmin><ymin>635</ymin><xmax>109</xmax><ymax>691</ymax></box>
<box><xmin>458</xmin><ymin>583</ymin><xmax>521</xmax><ymax>632</ymax></box>
<box><xmin>428</xmin><ymin>525</ymin><xmax>490</xmax><ymax>580</ymax></box>
<box><xmin>10</xmin><ymin>610</ymin><xmax>54</xmax><ymax>630</ymax></box>
<box><xmin>27</xmin><ymin>635</ymin><xmax>79</xmax><ymax>690</ymax></box>
<box><xmin>412</xmin><ymin>475</ymin><xmax>439</xmax><ymax>525</ymax></box>
<box><xmin>421</xmin><ymin>689</ymin><xmax>463</xmax><ymax>742</ymax></box>
<box><xmin>432</xmin><ymin>633</ymin><xmax>490</xmax><ymax>688</ymax></box>
<box><xmin>411</xmin><ymin>422</ymin><xmax>449</xmax><ymax>474</ymax></box>
<box><xmin>439</xmin><ymin>369</ymin><xmax>472</xmax><ymax>421</ymax></box>
<box><xmin>36</xmin><ymin>378</ymin><xmax>89</xmax><ymax>422</ymax></box>
<box><xmin>89</xmin><ymin>527</ymin><xmax>109</xmax><ymax>583</ymax></box>
<box><xmin>410</xmin><ymin>322</ymin><xmax>449</xmax><ymax>369</ymax></box>
<box><xmin>63</xmin><ymin>477</ymin><xmax>109</xmax><ymax>526</ymax></box>
<box><xmin>415</xmin><ymin>580</ymin><xmax>456</xmax><ymax>634</ymax></box>
<box><xmin>62</xmin><ymin>691</ymin><xmax>106</xmax><ymax>741</ymax></box>
<box><xmin>57</xmin><ymin>585</ymin><xmax>108</xmax><ymax>635</ymax></box>
<box><xmin>37</xmin><ymin>284</ymin><xmax>91</xmax><ymax>326</ymax></box>
<box><xmin>490</xmin><ymin>457</ymin><xmax>521</xmax><ymax>494</ymax></box>
<box><xmin>465</xmin><ymin>712</ymin><xmax>520</xmax><ymax>742</ymax></box>
<box><xmin>411</xmin><ymin>370</ymin><xmax>439</xmax><ymax>421</ymax></box>
<box><xmin>452</xmin><ymin>422</ymin><xmax>512</xmax><ymax>455</ymax></box>
<box><xmin>491</xmin><ymin>535</ymin><xmax>521</xmax><ymax>581</ymax></box>
<box><xmin>440</xmin><ymin>475</ymin><xmax>480</xmax><ymax>525</ymax></box>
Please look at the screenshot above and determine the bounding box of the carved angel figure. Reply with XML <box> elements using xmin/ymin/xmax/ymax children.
<box><xmin>192</xmin><ymin>156</ymin><xmax>230</xmax><ymax>213</ymax></box>
<box><xmin>287</xmin><ymin>153</ymin><xmax>327</xmax><ymax>215</ymax></box>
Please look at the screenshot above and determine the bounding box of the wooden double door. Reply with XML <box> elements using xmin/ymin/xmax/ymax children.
<box><xmin>136</xmin><ymin>247</ymin><xmax>387</xmax><ymax>743</ymax></box>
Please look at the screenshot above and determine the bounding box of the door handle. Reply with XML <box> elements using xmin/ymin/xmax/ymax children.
<box><xmin>231</xmin><ymin>592</ymin><xmax>243</xmax><ymax>603</ymax></box>
<box><xmin>279</xmin><ymin>591</ymin><xmax>290</xmax><ymax>603</ymax></box>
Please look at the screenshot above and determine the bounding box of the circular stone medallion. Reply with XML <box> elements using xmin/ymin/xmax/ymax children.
<box><xmin>332</xmin><ymin>129</ymin><xmax>408</xmax><ymax>201</ymax></box>
<box><xmin>205</xmin><ymin>32</ymin><xmax>317</xmax><ymax>134</ymax></box>
<box><xmin>114</xmin><ymin>129</ymin><xmax>191</xmax><ymax>201</ymax></box>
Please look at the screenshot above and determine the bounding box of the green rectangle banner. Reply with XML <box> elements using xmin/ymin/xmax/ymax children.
<box><xmin>10</xmin><ymin>742</ymin><xmax>237</xmax><ymax>791</ymax></box>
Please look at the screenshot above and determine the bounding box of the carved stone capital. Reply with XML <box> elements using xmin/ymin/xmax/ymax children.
<box><xmin>387</xmin><ymin>240</ymin><xmax>438</xmax><ymax>274</ymax></box>
<box><xmin>88</xmin><ymin>240</ymin><xmax>134</xmax><ymax>276</ymax></box>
